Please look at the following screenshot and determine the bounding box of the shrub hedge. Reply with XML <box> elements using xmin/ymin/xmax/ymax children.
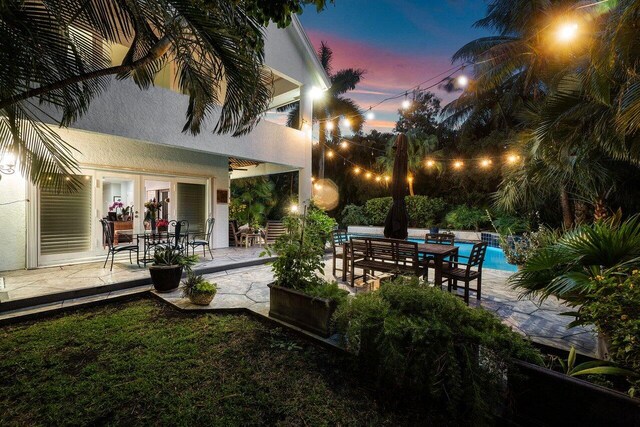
<box><xmin>334</xmin><ymin>277</ymin><xmax>541</xmax><ymax>424</ymax></box>
<box><xmin>341</xmin><ymin>196</ymin><xmax>447</xmax><ymax>228</ymax></box>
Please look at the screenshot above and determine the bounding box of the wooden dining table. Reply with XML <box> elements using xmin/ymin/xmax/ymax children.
<box><xmin>339</xmin><ymin>241</ymin><xmax>458</xmax><ymax>288</ymax></box>
<box><xmin>417</xmin><ymin>243</ymin><xmax>459</xmax><ymax>288</ymax></box>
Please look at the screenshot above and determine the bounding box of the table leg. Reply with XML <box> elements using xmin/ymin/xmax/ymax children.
<box><xmin>434</xmin><ymin>255</ymin><xmax>443</xmax><ymax>289</ymax></box>
<box><xmin>342</xmin><ymin>244</ymin><xmax>348</xmax><ymax>282</ymax></box>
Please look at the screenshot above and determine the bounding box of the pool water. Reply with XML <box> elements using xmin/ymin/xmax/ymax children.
<box><xmin>408</xmin><ymin>239</ymin><xmax>517</xmax><ymax>272</ymax></box>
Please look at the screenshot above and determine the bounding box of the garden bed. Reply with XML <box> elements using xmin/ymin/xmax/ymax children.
<box><xmin>0</xmin><ymin>298</ymin><xmax>405</xmax><ymax>426</ymax></box>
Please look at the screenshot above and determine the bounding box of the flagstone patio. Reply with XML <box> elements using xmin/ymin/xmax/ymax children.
<box><xmin>0</xmin><ymin>251</ymin><xmax>597</xmax><ymax>357</ymax></box>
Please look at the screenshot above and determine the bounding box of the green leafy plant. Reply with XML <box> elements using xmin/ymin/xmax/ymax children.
<box><xmin>405</xmin><ymin>195</ymin><xmax>447</xmax><ymax>228</ymax></box>
<box><xmin>262</xmin><ymin>205</ymin><xmax>336</xmax><ymax>291</ymax></box>
<box><xmin>334</xmin><ymin>276</ymin><xmax>541</xmax><ymax>424</ymax></box>
<box><xmin>510</xmin><ymin>214</ymin><xmax>640</xmax><ymax>303</ymax></box>
<box><xmin>549</xmin><ymin>346</ymin><xmax>637</xmax><ymax>378</ymax></box>
<box><xmin>230</xmin><ymin>177</ymin><xmax>275</xmax><ymax>226</ymax></box>
<box><xmin>574</xmin><ymin>271</ymin><xmax>640</xmax><ymax>396</ymax></box>
<box><xmin>445</xmin><ymin>205</ymin><xmax>490</xmax><ymax>230</ymax></box>
<box><xmin>181</xmin><ymin>273</ymin><xmax>217</xmax><ymax>298</ymax></box>
<box><xmin>340</xmin><ymin>204</ymin><xmax>368</xmax><ymax>227</ymax></box>
<box><xmin>364</xmin><ymin>197</ymin><xmax>393</xmax><ymax>226</ymax></box>
<box><xmin>152</xmin><ymin>248</ymin><xmax>198</xmax><ymax>271</ymax></box>
<box><xmin>306</xmin><ymin>281</ymin><xmax>349</xmax><ymax>307</ymax></box>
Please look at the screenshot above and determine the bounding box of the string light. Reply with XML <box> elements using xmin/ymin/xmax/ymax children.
<box><xmin>557</xmin><ymin>22</ymin><xmax>579</xmax><ymax>42</ymax></box>
<box><xmin>365</xmin><ymin>110</ymin><xmax>375</xmax><ymax>120</ymax></box>
<box><xmin>453</xmin><ymin>160</ymin><xmax>464</xmax><ymax>169</ymax></box>
<box><xmin>290</xmin><ymin>204</ymin><xmax>299</xmax><ymax>213</ymax></box>
<box><xmin>401</xmin><ymin>99</ymin><xmax>411</xmax><ymax>109</ymax></box>
<box><xmin>506</xmin><ymin>154</ymin><xmax>520</xmax><ymax>164</ymax></box>
<box><xmin>340</xmin><ymin>140</ymin><xmax>349</xmax><ymax>149</ymax></box>
<box><xmin>341</xmin><ymin>117</ymin><xmax>351</xmax><ymax>128</ymax></box>
<box><xmin>353</xmin><ymin>166</ymin><xmax>361</xmax><ymax>174</ymax></box>
<box><xmin>326</xmin><ymin>150</ymin><xmax>334</xmax><ymax>159</ymax></box>
<box><xmin>480</xmin><ymin>158</ymin><xmax>492</xmax><ymax>168</ymax></box>
<box><xmin>384</xmin><ymin>176</ymin><xmax>391</xmax><ymax>182</ymax></box>
<box><xmin>325</xmin><ymin>121</ymin><xmax>334</xmax><ymax>131</ymax></box>
<box><xmin>457</xmin><ymin>75</ymin><xmax>469</xmax><ymax>88</ymax></box>
<box><xmin>426</xmin><ymin>159</ymin><xmax>435</xmax><ymax>168</ymax></box>
<box><xmin>365</xmin><ymin>172</ymin><xmax>372</xmax><ymax>179</ymax></box>
<box><xmin>375</xmin><ymin>176</ymin><xmax>382</xmax><ymax>182</ymax></box>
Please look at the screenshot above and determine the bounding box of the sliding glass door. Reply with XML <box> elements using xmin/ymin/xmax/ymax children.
<box><xmin>177</xmin><ymin>182</ymin><xmax>207</xmax><ymax>233</ymax></box>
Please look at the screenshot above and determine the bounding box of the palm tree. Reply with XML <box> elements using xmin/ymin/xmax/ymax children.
<box><xmin>0</xmin><ymin>0</ymin><xmax>327</xmax><ymax>190</ymax></box>
<box><xmin>281</xmin><ymin>42</ymin><xmax>365</xmax><ymax>179</ymax></box>
<box><xmin>376</xmin><ymin>130</ymin><xmax>438</xmax><ymax>196</ymax></box>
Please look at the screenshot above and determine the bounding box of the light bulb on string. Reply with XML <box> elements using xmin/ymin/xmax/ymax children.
<box><xmin>353</xmin><ymin>166</ymin><xmax>361</xmax><ymax>174</ymax></box>
<box><xmin>557</xmin><ymin>22</ymin><xmax>579</xmax><ymax>42</ymax></box>
<box><xmin>365</xmin><ymin>110</ymin><xmax>375</xmax><ymax>120</ymax></box>
<box><xmin>365</xmin><ymin>172</ymin><xmax>372</xmax><ymax>179</ymax></box>
<box><xmin>326</xmin><ymin>150</ymin><xmax>334</xmax><ymax>159</ymax></box>
<box><xmin>384</xmin><ymin>176</ymin><xmax>391</xmax><ymax>182</ymax></box>
<box><xmin>506</xmin><ymin>154</ymin><xmax>520</xmax><ymax>165</ymax></box>
<box><xmin>375</xmin><ymin>176</ymin><xmax>381</xmax><ymax>182</ymax></box>
<box><xmin>453</xmin><ymin>160</ymin><xmax>464</xmax><ymax>170</ymax></box>
<box><xmin>457</xmin><ymin>75</ymin><xmax>469</xmax><ymax>88</ymax></box>
<box><xmin>480</xmin><ymin>158</ymin><xmax>492</xmax><ymax>168</ymax></box>
<box><xmin>341</xmin><ymin>117</ymin><xmax>351</xmax><ymax>128</ymax></box>
<box><xmin>426</xmin><ymin>159</ymin><xmax>435</xmax><ymax>168</ymax></box>
<box><xmin>340</xmin><ymin>140</ymin><xmax>348</xmax><ymax>149</ymax></box>
<box><xmin>325</xmin><ymin>121</ymin><xmax>334</xmax><ymax>131</ymax></box>
<box><xmin>402</xmin><ymin>99</ymin><xmax>411</xmax><ymax>109</ymax></box>
<box><xmin>290</xmin><ymin>204</ymin><xmax>299</xmax><ymax>213</ymax></box>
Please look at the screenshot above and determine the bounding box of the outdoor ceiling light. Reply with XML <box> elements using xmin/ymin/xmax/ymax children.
<box><xmin>0</xmin><ymin>149</ymin><xmax>16</xmax><ymax>175</ymax></box>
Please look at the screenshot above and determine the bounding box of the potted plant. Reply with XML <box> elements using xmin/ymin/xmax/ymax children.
<box><xmin>156</xmin><ymin>219</ymin><xmax>169</xmax><ymax>232</ymax></box>
<box><xmin>149</xmin><ymin>247</ymin><xmax>198</xmax><ymax>292</ymax></box>
<box><xmin>262</xmin><ymin>204</ymin><xmax>347</xmax><ymax>337</ymax></box>
<box><xmin>181</xmin><ymin>273</ymin><xmax>217</xmax><ymax>305</ymax></box>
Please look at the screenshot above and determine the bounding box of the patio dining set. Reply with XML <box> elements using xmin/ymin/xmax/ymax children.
<box><xmin>330</xmin><ymin>230</ymin><xmax>488</xmax><ymax>305</ymax></box>
<box><xmin>99</xmin><ymin>218</ymin><xmax>216</xmax><ymax>271</ymax></box>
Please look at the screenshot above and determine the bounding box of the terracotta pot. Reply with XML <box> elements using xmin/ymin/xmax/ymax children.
<box><xmin>189</xmin><ymin>292</ymin><xmax>215</xmax><ymax>306</ymax></box>
<box><xmin>149</xmin><ymin>265</ymin><xmax>183</xmax><ymax>292</ymax></box>
<box><xmin>268</xmin><ymin>283</ymin><xmax>337</xmax><ymax>337</ymax></box>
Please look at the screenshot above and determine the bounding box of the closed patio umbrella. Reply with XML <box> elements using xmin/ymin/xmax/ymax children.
<box><xmin>384</xmin><ymin>133</ymin><xmax>409</xmax><ymax>239</ymax></box>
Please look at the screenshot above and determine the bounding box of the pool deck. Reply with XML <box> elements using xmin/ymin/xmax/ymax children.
<box><xmin>0</xmin><ymin>251</ymin><xmax>597</xmax><ymax>356</ymax></box>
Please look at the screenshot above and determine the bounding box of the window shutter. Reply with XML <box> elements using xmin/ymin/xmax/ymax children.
<box><xmin>177</xmin><ymin>183</ymin><xmax>206</xmax><ymax>233</ymax></box>
<box><xmin>40</xmin><ymin>178</ymin><xmax>93</xmax><ymax>255</ymax></box>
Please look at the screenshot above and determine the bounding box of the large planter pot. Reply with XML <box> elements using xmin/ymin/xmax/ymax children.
<box><xmin>268</xmin><ymin>284</ymin><xmax>337</xmax><ymax>338</ymax></box>
<box><xmin>149</xmin><ymin>265</ymin><xmax>183</xmax><ymax>292</ymax></box>
<box><xmin>509</xmin><ymin>360</ymin><xmax>640</xmax><ymax>426</ymax></box>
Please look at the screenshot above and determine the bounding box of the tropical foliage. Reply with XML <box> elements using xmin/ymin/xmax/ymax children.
<box><xmin>0</xmin><ymin>0</ymin><xmax>329</xmax><ymax>190</ymax></box>
<box><xmin>281</xmin><ymin>41</ymin><xmax>364</xmax><ymax>178</ymax></box>
<box><xmin>509</xmin><ymin>214</ymin><xmax>640</xmax><ymax>304</ymax></box>
<box><xmin>230</xmin><ymin>177</ymin><xmax>276</xmax><ymax>227</ymax></box>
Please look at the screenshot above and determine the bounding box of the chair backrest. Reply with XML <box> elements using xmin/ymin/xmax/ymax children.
<box><xmin>265</xmin><ymin>220</ymin><xmax>287</xmax><ymax>244</ymax></box>
<box><xmin>169</xmin><ymin>220</ymin><xmax>189</xmax><ymax>248</ymax></box>
<box><xmin>425</xmin><ymin>233</ymin><xmax>455</xmax><ymax>245</ymax></box>
<box><xmin>467</xmin><ymin>242</ymin><xmax>488</xmax><ymax>269</ymax></box>
<box><xmin>351</xmin><ymin>237</ymin><xmax>420</xmax><ymax>271</ymax></box>
<box><xmin>204</xmin><ymin>217</ymin><xmax>215</xmax><ymax>240</ymax></box>
<box><xmin>229</xmin><ymin>220</ymin><xmax>239</xmax><ymax>246</ymax></box>
<box><xmin>330</xmin><ymin>230</ymin><xmax>349</xmax><ymax>249</ymax></box>
<box><xmin>100</xmin><ymin>219</ymin><xmax>114</xmax><ymax>250</ymax></box>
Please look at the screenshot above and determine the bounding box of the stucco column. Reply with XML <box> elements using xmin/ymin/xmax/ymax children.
<box><xmin>298</xmin><ymin>86</ymin><xmax>313</xmax><ymax>207</ymax></box>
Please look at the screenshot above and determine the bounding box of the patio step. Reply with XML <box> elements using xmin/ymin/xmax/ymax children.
<box><xmin>0</xmin><ymin>257</ymin><xmax>275</xmax><ymax>314</ymax></box>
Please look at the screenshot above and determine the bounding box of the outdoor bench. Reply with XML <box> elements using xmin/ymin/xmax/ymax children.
<box><xmin>349</xmin><ymin>237</ymin><xmax>425</xmax><ymax>287</ymax></box>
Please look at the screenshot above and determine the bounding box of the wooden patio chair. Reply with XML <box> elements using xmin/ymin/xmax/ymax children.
<box><xmin>423</xmin><ymin>232</ymin><xmax>456</xmax><ymax>281</ymax></box>
<box><xmin>441</xmin><ymin>242</ymin><xmax>488</xmax><ymax>304</ymax></box>
<box><xmin>264</xmin><ymin>220</ymin><xmax>287</xmax><ymax>245</ymax></box>
<box><xmin>330</xmin><ymin>229</ymin><xmax>350</xmax><ymax>280</ymax></box>
<box><xmin>229</xmin><ymin>220</ymin><xmax>242</xmax><ymax>247</ymax></box>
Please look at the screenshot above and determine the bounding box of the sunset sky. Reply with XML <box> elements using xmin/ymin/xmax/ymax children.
<box><xmin>298</xmin><ymin>0</ymin><xmax>491</xmax><ymax>132</ymax></box>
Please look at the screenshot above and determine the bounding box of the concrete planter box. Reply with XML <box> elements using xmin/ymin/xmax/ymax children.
<box><xmin>509</xmin><ymin>360</ymin><xmax>640</xmax><ymax>426</ymax></box>
<box><xmin>268</xmin><ymin>284</ymin><xmax>337</xmax><ymax>337</ymax></box>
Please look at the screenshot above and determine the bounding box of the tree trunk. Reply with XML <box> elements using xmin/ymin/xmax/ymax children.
<box><xmin>318</xmin><ymin>125</ymin><xmax>326</xmax><ymax>180</ymax></box>
<box><xmin>560</xmin><ymin>187</ymin><xmax>573</xmax><ymax>229</ymax></box>
<box><xmin>594</xmin><ymin>198</ymin><xmax>608</xmax><ymax>222</ymax></box>
<box><xmin>574</xmin><ymin>201</ymin><xmax>589</xmax><ymax>225</ymax></box>
<box><xmin>408</xmin><ymin>179</ymin><xmax>415</xmax><ymax>196</ymax></box>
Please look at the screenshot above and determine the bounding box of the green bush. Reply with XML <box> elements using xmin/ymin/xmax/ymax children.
<box><xmin>334</xmin><ymin>277</ymin><xmax>541</xmax><ymax>424</ymax></box>
<box><xmin>406</xmin><ymin>195</ymin><xmax>447</xmax><ymax>228</ymax></box>
<box><xmin>364</xmin><ymin>197</ymin><xmax>393</xmax><ymax>226</ymax></box>
<box><xmin>262</xmin><ymin>206</ymin><xmax>336</xmax><ymax>291</ymax></box>
<box><xmin>492</xmin><ymin>212</ymin><xmax>530</xmax><ymax>234</ymax></box>
<box><xmin>363</xmin><ymin>196</ymin><xmax>447</xmax><ymax>227</ymax></box>
<box><xmin>340</xmin><ymin>204</ymin><xmax>368</xmax><ymax>227</ymax></box>
<box><xmin>445</xmin><ymin>205</ymin><xmax>490</xmax><ymax>230</ymax></box>
<box><xmin>575</xmin><ymin>271</ymin><xmax>640</xmax><ymax>397</ymax></box>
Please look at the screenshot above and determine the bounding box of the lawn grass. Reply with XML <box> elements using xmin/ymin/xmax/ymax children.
<box><xmin>0</xmin><ymin>298</ymin><xmax>403</xmax><ymax>426</ymax></box>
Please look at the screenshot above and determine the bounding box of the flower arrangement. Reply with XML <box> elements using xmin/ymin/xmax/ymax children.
<box><xmin>109</xmin><ymin>201</ymin><xmax>124</xmax><ymax>212</ymax></box>
<box><xmin>144</xmin><ymin>198</ymin><xmax>163</xmax><ymax>213</ymax></box>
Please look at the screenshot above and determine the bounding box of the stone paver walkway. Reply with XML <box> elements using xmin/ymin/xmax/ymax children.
<box><xmin>0</xmin><ymin>247</ymin><xmax>267</xmax><ymax>303</ymax></box>
<box><xmin>156</xmin><ymin>259</ymin><xmax>597</xmax><ymax>356</ymax></box>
